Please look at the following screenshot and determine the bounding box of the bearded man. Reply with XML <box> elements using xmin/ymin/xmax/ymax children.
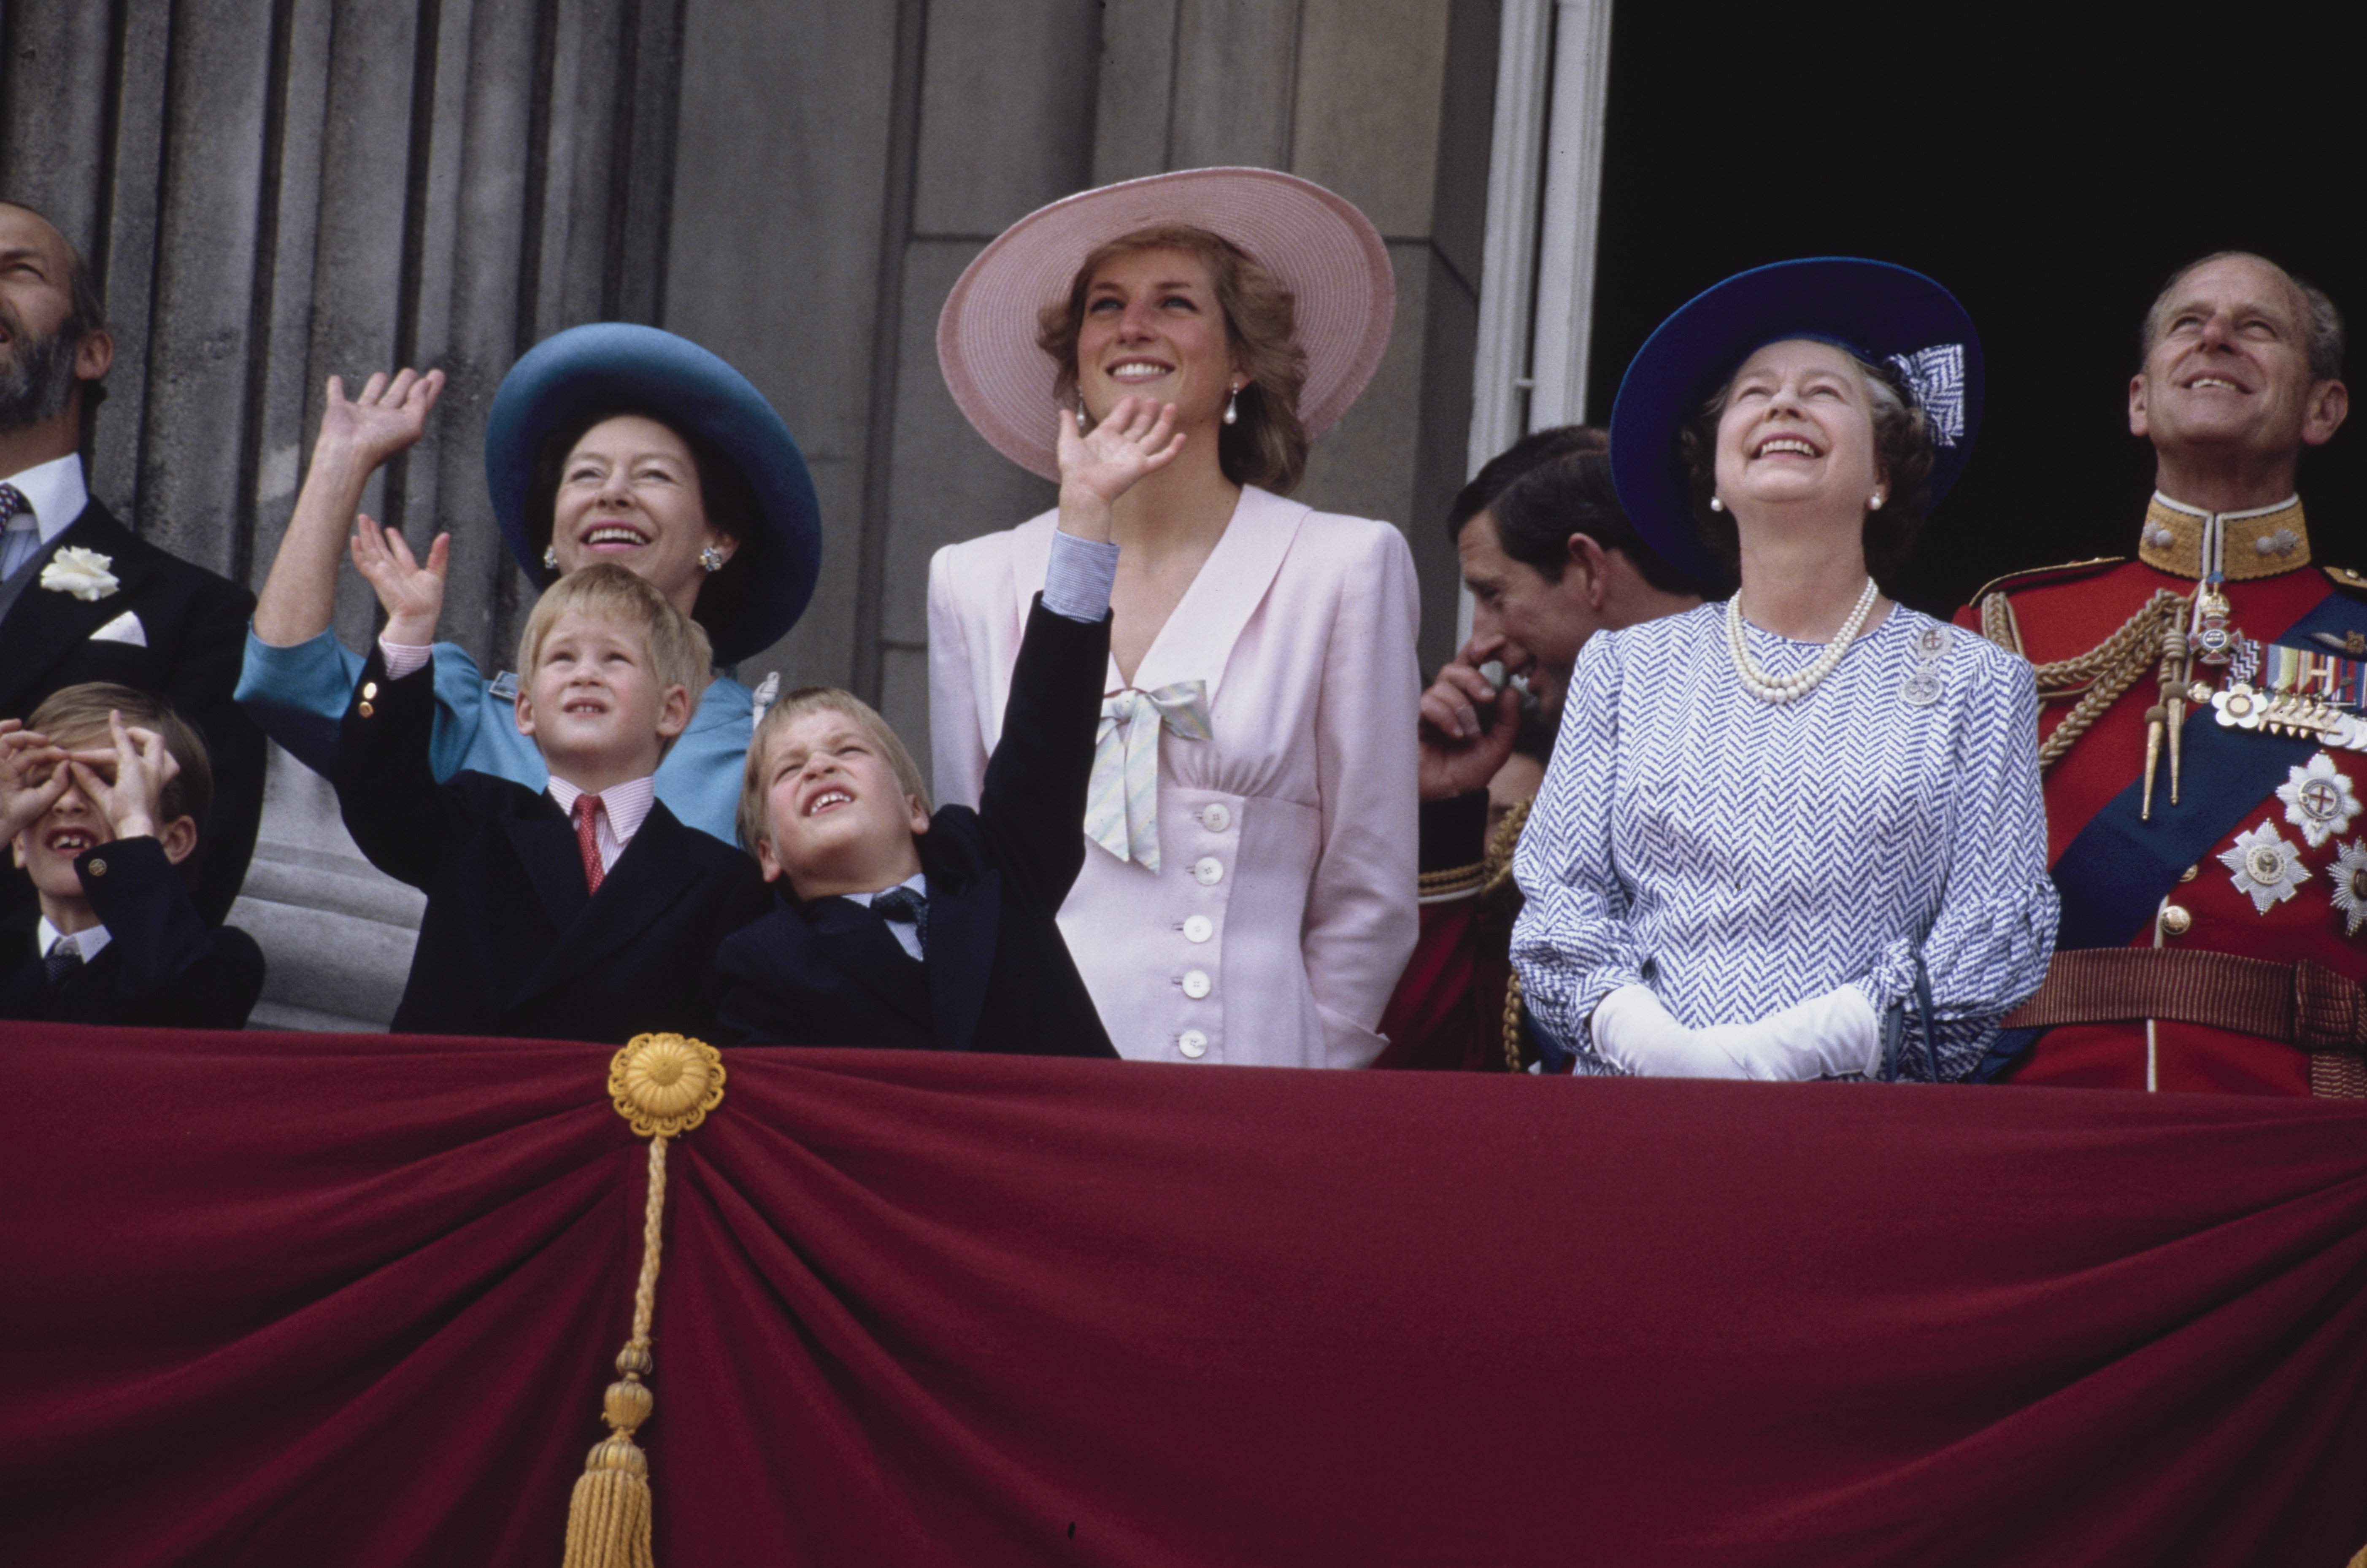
<box><xmin>1375</xmin><ymin>430</ymin><xmax>1704</xmax><ymax>1069</ymax></box>
<box><xmin>0</xmin><ymin>200</ymin><xmax>263</xmax><ymax>929</ymax></box>
<box><xmin>1960</xmin><ymin>251</ymin><xmax>2360</xmax><ymax>1097</ymax></box>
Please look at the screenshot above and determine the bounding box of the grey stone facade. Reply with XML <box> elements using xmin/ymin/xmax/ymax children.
<box><xmin>2</xmin><ymin>0</ymin><xmax>1499</xmax><ymax>1026</ymax></box>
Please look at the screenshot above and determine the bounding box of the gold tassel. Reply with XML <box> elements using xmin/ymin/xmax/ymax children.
<box><xmin>561</xmin><ymin>1035</ymin><xmax>727</xmax><ymax>1568</ymax></box>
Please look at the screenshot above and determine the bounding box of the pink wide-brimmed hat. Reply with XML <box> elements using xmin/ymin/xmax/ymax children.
<box><xmin>938</xmin><ymin>167</ymin><xmax>1396</xmax><ymax>482</ymax></box>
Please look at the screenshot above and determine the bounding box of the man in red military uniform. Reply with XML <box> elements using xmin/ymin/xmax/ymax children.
<box><xmin>1959</xmin><ymin>251</ymin><xmax>2360</xmax><ymax>1096</ymax></box>
<box><xmin>1376</xmin><ymin>431</ymin><xmax>1703</xmax><ymax>1069</ymax></box>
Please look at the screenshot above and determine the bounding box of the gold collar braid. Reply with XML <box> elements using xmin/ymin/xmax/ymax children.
<box><xmin>2137</xmin><ymin>492</ymin><xmax>2310</xmax><ymax>580</ymax></box>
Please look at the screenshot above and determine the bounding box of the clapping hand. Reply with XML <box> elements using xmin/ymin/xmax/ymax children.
<box><xmin>68</xmin><ymin>711</ymin><xmax>178</xmax><ymax>843</ymax></box>
<box><xmin>314</xmin><ymin>368</ymin><xmax>446</xmax><ymax>474</ymax></box>
<box><xmin>350</xmin><ymin>514</ymin><xmax>451</xmax><ymax>647</ymax></box>
<box><xmin>1054</xmin><ymin>395</ymin><xmax>1186</xmax><ymax>540</ymax></box>
<box><xmin>1417</xmin><ymin>635</ymin><xmax>1521</xmax><ymax>802</ymax></box>
<box><xmin>0</xmin><ymin>719</ymin><xmax>74</xmax><ymax>844</ymax></box>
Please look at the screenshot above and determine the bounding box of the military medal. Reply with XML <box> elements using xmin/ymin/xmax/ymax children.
<box><xmin>2331</xmin><ymin>839</ymin><xmax>2367</xmax><ymax>936</ymax></box>
<box><xmin>2276</xmin><ymin>752</ymin><xmax>2362</xmax><ymax>847</ymax></box>
<box><xmin>2206</xmin><ymin>640</ymin><xmax>2367</xmax><ymax>752</ymax></box>
<box><xmin>2218</xmin><ymin>821</ymin><xmax>2310</xmax><ymax>914</ymax></box>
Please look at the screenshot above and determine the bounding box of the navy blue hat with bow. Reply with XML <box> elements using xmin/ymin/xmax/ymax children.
<box><xmin>1608</xmin><ymin>258</ymin><xmax>1983</xmax><ymax>588</ymax></box>
<box><xmin>485</xmin><ymin>323</ymin><xmax>823</xmax><ymax>666</ymax></box>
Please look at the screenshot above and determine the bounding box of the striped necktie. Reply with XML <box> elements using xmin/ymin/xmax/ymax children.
<box><xmin>0</xmin><ymin>485</ymin><xmax>35</xmax><ymax>580</ymax></box>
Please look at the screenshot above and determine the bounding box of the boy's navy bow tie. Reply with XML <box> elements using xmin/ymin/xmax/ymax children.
<box><xmin>869</xmin><ymin>886</ymin><xmax>928</xmax><ymax>956</ymax></box>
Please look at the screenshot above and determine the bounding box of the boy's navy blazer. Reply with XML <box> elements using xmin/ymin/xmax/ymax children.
<box><xmin>717</xmin><ymin>598</ymin><xmax>1117</xmax><ymax>1059</ymax></box>
<box><xmin>0</xmin><ymin>837</ymin><xmax>263</xmax><ymax>1028</ymax></box>
<box><xmin>334</xmin><ymin>648</ymin><xmax>769</xmax><ymax>1043</ymax></box>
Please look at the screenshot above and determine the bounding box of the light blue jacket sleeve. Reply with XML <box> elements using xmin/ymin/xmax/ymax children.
<box><xmin>236</xmin><ymin>627</ymin><xmax>524</xmax><ymax>785</ymax></box>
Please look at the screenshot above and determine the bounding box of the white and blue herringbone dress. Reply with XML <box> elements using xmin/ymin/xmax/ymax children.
<box><xmin>1511</xmin><ymin>602</ymin><xmax>2057</xmax><ymax>1079</ymax></box>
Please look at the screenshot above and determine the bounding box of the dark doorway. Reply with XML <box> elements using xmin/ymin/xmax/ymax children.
<box><xmin>1588</xmin><ymin>5</ymin><xmax>2364</xmax><ymax>617</ymax></box>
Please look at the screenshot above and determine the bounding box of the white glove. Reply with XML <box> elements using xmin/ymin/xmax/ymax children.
<box><xmin>1591</xmin><ymin>985</ymin><xmax>1880</xmax><ymax>1081</ymax></box>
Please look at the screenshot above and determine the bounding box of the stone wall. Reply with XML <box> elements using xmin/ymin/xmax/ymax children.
<box><xmin>0</xmin><ymin>0</ymin><xmax>1498</xmax><ymax>1025</ymax></box>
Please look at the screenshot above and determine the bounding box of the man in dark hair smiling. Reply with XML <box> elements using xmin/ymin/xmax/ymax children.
<box><xmin>0</xmin><ymin>200</ymin><xmax>265</xmax><ymax>932</ymax></box>
<box><xmin>1376</xmin><ymin>430</ymin><xmax>1705</xmax><ymax>1070</ymax></box>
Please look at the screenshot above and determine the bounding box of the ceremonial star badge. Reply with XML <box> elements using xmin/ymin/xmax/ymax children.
<box><xmin>2277</xmin><ymin>751</ymin><xmax>2362</xmax><ymax>848</ymax></box>
<box><xmin>2331</xmin><ymin>840</ymin><xmax>2367</xmax><ymax>937</ymax></box>
<box><xmin>2218</xmin><ymin>821</ymin><xmax>2310</xmax><ymax>914</ymax></box>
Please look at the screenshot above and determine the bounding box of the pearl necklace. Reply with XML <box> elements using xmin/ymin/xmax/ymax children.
<box><xmin>1726</xmin><ymin>577</ymin><xmax>1881</xmax><ymax>704</ymax></box>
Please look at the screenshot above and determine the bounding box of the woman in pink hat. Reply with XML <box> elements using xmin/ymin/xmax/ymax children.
<box><xmin>930</xmin><ymin>168</ymin><xmax>1419</xmax><ymax>1069</ymax></box>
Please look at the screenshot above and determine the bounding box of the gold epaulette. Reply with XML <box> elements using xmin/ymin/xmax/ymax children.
<box><xmin>1965</xmin><ymin>555</ymin><xmax>2129</xmax><ymax>609</ymax></box>
<box><xmin>2323</xmin><ymin>564</ymin><xmax>2367</xmax><ymax>596</ymax></box>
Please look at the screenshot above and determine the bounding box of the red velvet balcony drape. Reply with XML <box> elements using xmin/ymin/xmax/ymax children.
<box><xmin>7</xmin><ymin>1023</ymin><xmax>2365</xmax><ymax>1567</ymax></box>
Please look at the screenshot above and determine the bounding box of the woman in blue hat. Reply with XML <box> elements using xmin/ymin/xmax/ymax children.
<box><xmin>237</xmin><ymin>326</ymin><xmax>822</xmax><ymax>844</ymax></box>
<box><xmin>1509</xmin><ymin>259</ymin><xmax>2056</xmax><ymax>1081</ymax></box>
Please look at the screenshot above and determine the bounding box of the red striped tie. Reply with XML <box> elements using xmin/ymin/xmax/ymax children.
<box><xmin>573</xmin><ymin>794</ymin><xmax>605</xmax><ymax>895</ymax></box>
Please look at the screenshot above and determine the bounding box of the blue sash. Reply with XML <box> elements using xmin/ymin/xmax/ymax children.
<box><xmin>2051</xmin><ymin>589</ymin><xmax>2367</xmax><ymax>951</ymax></box>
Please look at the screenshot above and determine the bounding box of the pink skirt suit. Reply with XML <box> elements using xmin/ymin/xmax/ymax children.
<box><xmin>928</xmin><ymin>486</ymin><xmax>1420</xmax><ymax>1067</ymax></box>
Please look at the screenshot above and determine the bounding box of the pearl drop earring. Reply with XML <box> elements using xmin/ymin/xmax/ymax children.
<box><xmin>1869</xmin><ymin>491</ymin><xmax>1885</xmax><ymax>511</ymax></box>
<box><xmin>1708</xmin><ymin>496</ymin><xmax>1724</xmax><ymax>513</ymax></box>
<box><xmin>1076</xmin><ymin>405</ymin><xmax>1088</xmax><ymax>431</ymax></box>
<box><xmin>1223</xmin><ymin>382</ymin><xmax>1240</xmax><ymax>426</ymax></box>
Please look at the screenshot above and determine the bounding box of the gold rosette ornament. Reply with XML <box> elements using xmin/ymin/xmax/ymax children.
<box><xmin>563</xmin><ymin>1034</ymin><xmax>727</xmax><ymax>1568</ymax></box>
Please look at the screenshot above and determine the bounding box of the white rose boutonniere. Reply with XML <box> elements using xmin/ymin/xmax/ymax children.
<box><xmin>40</xmin><ymin>547</ymin><xmax>121</xmax><ymax>602</ymax></box>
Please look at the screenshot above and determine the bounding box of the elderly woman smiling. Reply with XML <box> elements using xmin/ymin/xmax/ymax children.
<box><xmin>1510</xmin><ymin>259</ymin><xmax>2056</xmax><ymax>1080</ymax></box>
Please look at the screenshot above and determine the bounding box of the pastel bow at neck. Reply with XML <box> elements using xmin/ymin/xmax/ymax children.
<box><xmin>1086</xmin><ymin>681</ymin><xmax>1213</xmax><ymax>872</ymax></box>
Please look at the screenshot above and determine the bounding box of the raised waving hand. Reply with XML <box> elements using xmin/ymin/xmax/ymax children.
<box><xmin>1054</xmin><ymin>394</ymin><xmax>1185</xmax><ymax>541</ymax></box>
<box><xmin>350</xmin><ymin>514</ymin><xmax>451</xmax><ymax>649</ymax></box>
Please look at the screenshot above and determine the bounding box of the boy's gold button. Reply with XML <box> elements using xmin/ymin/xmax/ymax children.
<box><xmin>358</xmin><ymin>700</ymin><xmax>375</xmax><ymax>718</ymax></box>
<box><xmin>2159</xmin><ymin>903</ymin><xmax>2192</xmax><ymax>937</ymax></box>
<box><xmin>86</xmin><ymin>858</ymin><xmax>107</xmax><ymax>877</ymax></box>
<box><xmin>362</xmin><ymin>681</ymin><xmax>379</xmax><ymax>700</ymax></box>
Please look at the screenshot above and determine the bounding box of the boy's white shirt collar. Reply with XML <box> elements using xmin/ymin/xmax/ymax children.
<box><xmin>37</xmin><ymin>915</ymin><xmax>112</xmax><ymax>964</ymax></box>
<box><xmin>839</xmin><ymin>872</ymin><xmax>927</xmax><ymax>907</ymax></box>
<box><xmin>546</xmin><ymin>774</ymin><xmax>658</xmax><ymax>873</ymax></box>
<box><xmin>2</xmin><ymin>454</ymin><xmax>91</xmax><ymax>545</ymax></box>
<box><xmin>842</xmin><ymin>873</ymin><xmax>929</xmax><ymax>962</ymax></box>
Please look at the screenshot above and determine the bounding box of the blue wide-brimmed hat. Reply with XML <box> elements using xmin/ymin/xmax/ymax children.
<box><xmin>485</xmin><ymin>323</ymin><xmax>822</xmax><ymax>666</ymax></box>
<box><xmin>1608</xmin><ymin>257</ymin><xmax>1983</xmax><ymax>587</ymax></box>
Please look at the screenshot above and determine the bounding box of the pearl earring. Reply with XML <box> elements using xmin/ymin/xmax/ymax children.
<box><xmin>1076</xmin><ymin>405</ymin><xmax>1088</xmax><ymax>431</ymax></box>
<box><xmin>542</xmin><ymin>544</ymin><xmax>558</xmax><ymax>571</ymax></box>
<box><xmin>1708</xmin><ymin>496</ymin><xmax>1724</xmax><ymax>513</ymax></box>
<box><xmin>1869</xmin><ymin>491</ymin><xmax>1885</xmax><ymax>511</ymax></box>
<box><xmin>1223</xmin><ymin>382</ymin><xmax>1240</xmax><ymax>426</ymax></box>
<box><xmin>699</xmin><ymin>545</ymin><xmax>727</xmax><ymax>573</ymax></box>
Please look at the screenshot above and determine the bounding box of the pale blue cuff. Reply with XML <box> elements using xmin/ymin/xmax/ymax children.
<box><xmin>1042</xmin><ymin>530</ymin><xmax>1120</xmax><ymax>623</ymax></box>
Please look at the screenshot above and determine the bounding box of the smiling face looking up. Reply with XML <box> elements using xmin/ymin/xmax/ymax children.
<box><xmin>754</xmin><ymin>707</ymin><xmax>929</xmax><ymax>901</ymax></box>
<box><xmin>2130</xmin><ymin>256</ymin><xmax>2347</xmax><ymax>497</ymax></box>
<box><xmin>1074</xmin><ymin>246</ymin><xmax>1244</xmax><ymax>435</ymax></box>
<box><xmin>548</xmin><ymin>414</ymin><xmax>736</xmax><ymax>617</ymax></box>
<box><xmin>1710</xmin><ymin>339</ymin><xmax>1886</xmax><ymax>528</ymax></box>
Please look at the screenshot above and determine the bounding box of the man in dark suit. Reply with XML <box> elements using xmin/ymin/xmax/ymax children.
<box><xmin>335</xmin><ymin>551</ymin><xmax>768</xmax><ymax>1043</ymax></box>
<box><xmin>0</xmin><ymin>200</ymin><xmax>265</xmax><ymax>928</ymax></box>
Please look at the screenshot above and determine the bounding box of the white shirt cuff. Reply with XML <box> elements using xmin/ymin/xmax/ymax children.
<box><xmin>378</xmin><ymin>638</ymin><xmax>432</xmax><ymax>680</ymax></box>
<box><xmin>1042</xmin><ymin>530</ymin><xmax>1120</xmax><ymax>623</ymax></box>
